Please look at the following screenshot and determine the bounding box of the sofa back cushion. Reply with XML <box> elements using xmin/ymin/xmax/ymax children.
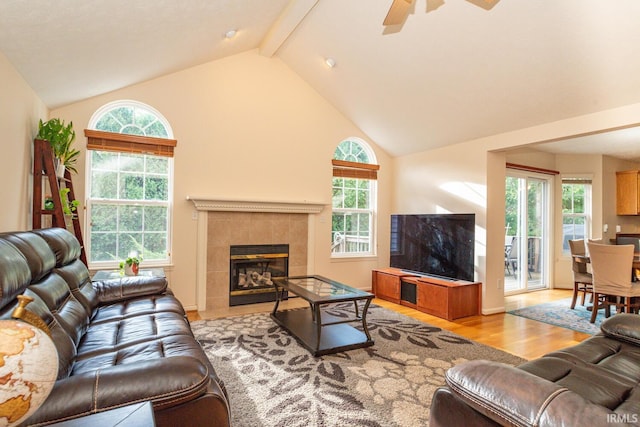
<box><xmin>0</xmin><ymin>232</ymin><xmax>55</xmax><ymax>282</ymax></box>
<box><xmin>33</xmin><ymin>228</ymin><xmax>82</xmax><ymax>267</ymax></box>
<box><xmin>28</xmin><ymin>273</ymin><xmax>91</xmax><ymax>347</ymax></box>
<box><xmin>19</xmin><ymin>289</ymin><xmax>78</xmax><ymax>380</ymax></box>
<box><xmin>55</xmin><ymin>259</ymin><xmax>99</xmax><ymax>316</ymax></box>
<box><xmin>0</xmin><ymin>239</ymin><xmax>32</xmax><ymax>308</ymax></box>
<box><xmin>0</xmin><ymin>238</ymin><xmax>78</xmax><ymax>379</ymax></box>
<box><xmin>33</xmin><ymin>228</ymin><xmax>99</xmax><ymax>315</ymax></box>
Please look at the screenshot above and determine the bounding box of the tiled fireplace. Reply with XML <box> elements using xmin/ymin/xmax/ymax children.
<box><xmin>206</xmin><ymin>211</ymin><xmax>309</xmax><ymax>309</ymax></box>
<box><xmin>188</xmin><ymin>197</ymin><xmax>325</xmax><ymax>311</ymax></box>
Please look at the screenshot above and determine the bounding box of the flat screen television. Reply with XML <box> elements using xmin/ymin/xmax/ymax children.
<box><xmin>390</xmin><ymin>213</ymin><xmax>475</xmax><ymax>281</ymax></box>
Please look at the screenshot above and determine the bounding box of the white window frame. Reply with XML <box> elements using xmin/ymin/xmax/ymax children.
<box><xmin>561</xmin><ymin>175</ymin><xmax>592</xmax><ymax>256</ymax></box>
<box><xmin>331</xmin><ymin>138</ymin><xmax>378</xmax><ymax>259</ymax></box>
<box><xmin>86</xmin><ymin>100</ymin><xmax>174</xmax><ymax>269</ymax></box>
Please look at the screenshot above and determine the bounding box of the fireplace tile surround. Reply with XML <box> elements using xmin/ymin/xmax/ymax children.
<box><xmin>206</xmin><ymin>212</ymin><xmax>308</xmax><ymax>310</ymax></box>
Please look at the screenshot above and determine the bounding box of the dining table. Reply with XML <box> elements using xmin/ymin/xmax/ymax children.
<box><xmin>572</xmin><ymin>254</ymin><xmax>640</xmax><ymax>269</ymax></box>
<box><xmin>572</xmin><ymin>254</ymin><xmax>640</xmax><ymax>282</ymax></box>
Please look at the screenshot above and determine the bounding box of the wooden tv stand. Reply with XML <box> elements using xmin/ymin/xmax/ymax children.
<box><xmin>372</xmin><ymin>268</ymin><xmax>481</xmax><ymax>321</ymax></box>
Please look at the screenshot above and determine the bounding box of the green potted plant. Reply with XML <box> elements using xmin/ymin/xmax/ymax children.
<box><xmin>120</xmin><ymin>252</ymin><xmax>143</xmax><ymax>276</ymax></box>
<box><xmin>37</xmin><ymin>118</ymin><xmax>79</xmax><ymax>177</ymax></box>
<box><xmin>44</xmin><ymin>195</ymin><xmax>55</xmax><ymax>211</ymax></box>
<box><xmin>59</xmin><ymin>188</ymin><xmax>79</xmax><ymax>216</ymax></box>
<box><xmin>59</xmin><ymin>188</ymin><xmax>79</xmax><ymax>231</ymax></box>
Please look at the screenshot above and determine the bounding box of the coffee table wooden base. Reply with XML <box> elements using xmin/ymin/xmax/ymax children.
<box><xmin>271</xmin><ymin>308</ymin><xmax>374</xmax><ymax>357</ymax></box>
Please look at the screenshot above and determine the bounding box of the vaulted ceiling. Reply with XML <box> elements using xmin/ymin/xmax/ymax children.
<box><xmin>2</xmin><ymin>0</ymin><xmax>640</xmax><ymax>158</ymax></box>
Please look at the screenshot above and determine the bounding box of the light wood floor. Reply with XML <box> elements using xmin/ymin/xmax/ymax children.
<box><xmin>187</xmin><ymin>289</ymin><xmax>591</xmax><ymax>361</ymax></box>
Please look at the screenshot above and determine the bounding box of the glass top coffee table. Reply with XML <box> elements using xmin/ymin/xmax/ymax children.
<box><xmin>271</xmin><ymin>275</ymin><xmax>374</xmax><ymax>357</ymax></box>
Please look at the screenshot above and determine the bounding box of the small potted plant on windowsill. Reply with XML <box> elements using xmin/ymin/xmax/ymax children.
<box><xmin>120</xmin><ymin>253</ymin><xmax>142</xmax><ymax>276</ymax></box>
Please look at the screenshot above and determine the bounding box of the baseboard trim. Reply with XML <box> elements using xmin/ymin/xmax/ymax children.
<box><xmin>482</xmin><ymin>306</ymin><xmax>506</xmax><ymax>315</ymax></box>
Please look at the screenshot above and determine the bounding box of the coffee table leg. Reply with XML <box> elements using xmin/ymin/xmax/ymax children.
<box><xmin>310</xmin><ymin>301</ymin><xmax>316</xmax><ymax>322</ymax></box>
<box><xmin>353</xmin><ymin>300</ymin><xmax>360</xmax><ymax>318</ymax></box>
<box><xmin>272</xmin><ymin>284</ymin><xmax>283</xmax><ymax>316</ymax></box>
<box><xmin>361</xmin><ymin>298</ymin><xmax>373</xmax><ymax>342</ymax></box>
<box><xmin>314</xmin><ymin>303</ymin><xmax>322</xmax><ymax>354</ymax></box>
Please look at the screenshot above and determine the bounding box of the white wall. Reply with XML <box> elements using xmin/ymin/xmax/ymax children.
<box><xmin>50</xmin><ymin>50</ymin><xmax>393</xmax><ymax>309</ymax></box>
<box><xmin>0</xmin><ymin>51</ymin><xmax>48</xmax><ymax>231</ymax></box>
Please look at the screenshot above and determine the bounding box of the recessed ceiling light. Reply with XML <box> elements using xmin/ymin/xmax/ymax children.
<box><xmin>325</xmin><ymin>58</ymin><xmax>336</xmax><ymax>68</ymax></box>
<box><xmin>225</xmin><ymin>29</ymin><xmax>237</xmax><ymax>39</ymax></box>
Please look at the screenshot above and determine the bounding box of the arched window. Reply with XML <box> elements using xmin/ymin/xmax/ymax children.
<box><xmin>85</xmin><ymin>100</ymin><xmax>175</xmax><ymax>268</ymax></box>
<box><xmin>91</xmin><ymin>101</ymin><xmax>173</xmax><ymax>138</ymax></box>
<box><xmin>331</xmin><ymin>138</ymin><xmax>379</xmax><ymax>257</ymax></box>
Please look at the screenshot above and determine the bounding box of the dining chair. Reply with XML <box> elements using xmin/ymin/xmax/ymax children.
<box><xmin>568</xmin><ymin>239</ymin><xmax>593</xmax><ymax>309</ymax></box>
<box><xmin>504</xmin><ymin>236</ymin><xmax>533</xmax><ymax>279</ymax></box>
<box><xmin>505</xmin><ymin>236</ymin><xmax>516</xmax><ymax>276</ymax></box>
<box><xmin>586</xmin><ymin>241</ymin><xmax>640</xmax><ymax>323</ymax></box>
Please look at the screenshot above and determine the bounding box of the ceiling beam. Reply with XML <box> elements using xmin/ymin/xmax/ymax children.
<box><xmin>259</xmin><ymin>0</ymin><xmax>319</xmax><ymax>57</ymax></box>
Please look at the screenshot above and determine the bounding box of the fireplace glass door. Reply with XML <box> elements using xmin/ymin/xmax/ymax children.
<box><xmin>229</xmin><ymin>244</ymin><xmax>289</xmax><ymax>306</ymax></box>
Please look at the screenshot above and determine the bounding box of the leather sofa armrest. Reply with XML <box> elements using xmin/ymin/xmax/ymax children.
<box><xmin>26</xmin><ymin>356</ymin><xmax>213</xmax><ymax>426</ymax></box>
<box><xmin>445</xmin><ymin>360</ymin><xmax>617</xmax><ymax>427</ymax></box>
<box><xmin>92</xmin><ymin>275</ymin><xmax>168</xmax><ymax>303</ymax></box>
<box><xmin>600</xmin><ymin>313</ymin><xmax>640</xmax><ymax>346</ymax></box>
<box><xmin>430</xmin><ymin>386</ymin><xmax>500</xmax><ymax>427</ymax></box>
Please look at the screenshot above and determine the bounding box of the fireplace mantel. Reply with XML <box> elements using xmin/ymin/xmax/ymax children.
<box><xmin>187</xmin><ymin>196</ymin><xmax>325</xmax><ymax>214</ymax></box>
<box><xmin>188</xmin><ymin>196</ymin><xmax>320</xmax><ymax>311</ymax></box>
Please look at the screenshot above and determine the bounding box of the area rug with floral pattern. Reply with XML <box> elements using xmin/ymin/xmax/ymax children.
<box><xmin>191</xmin><ymin>302</ymin><xmax>525</xmax><ymax>427</ymax></box>
<box><xmin>507</xmin><ymin>298</ymin><xmax>603</xmax><ymax>335</ymax></box>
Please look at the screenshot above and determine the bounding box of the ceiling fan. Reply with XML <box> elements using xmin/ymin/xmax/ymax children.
<box><xmin>384</xmin><ymin>0</ymin><xmax>501</xmax><ymax>26</ymax></box>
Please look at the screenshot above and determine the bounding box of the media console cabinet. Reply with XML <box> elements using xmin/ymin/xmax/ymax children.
<box><xmin>372</xmin><ymin>268</ymin><xmax>481</xmax><ymax>321</ymax></box>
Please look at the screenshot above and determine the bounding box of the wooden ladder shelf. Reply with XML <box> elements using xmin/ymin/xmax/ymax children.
<box><xmin>32</xmin><ymin>138</ymin><xmax>87</xmax><ymax>265</ymax></box>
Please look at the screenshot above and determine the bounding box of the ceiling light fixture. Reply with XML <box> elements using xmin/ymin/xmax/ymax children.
<box><xmin>225</xmin><ymin>29</ymin><xmax>237</xmax><ymax>39</ymax></box>
<box><xmin>325</xmin><ymin>58</ymin><xmax>336</xmax><ymax>68</ymax></box>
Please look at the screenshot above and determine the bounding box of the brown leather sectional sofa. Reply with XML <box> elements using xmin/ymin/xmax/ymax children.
<box><xmin>430</xmin><ymin>313</ymin><xmax>640</xmax><ymax>426</ymax></box>
<box><xmin>0</xmin><ymin>228</ymin><xmax>230</xmax><ymax>426</ymax></box>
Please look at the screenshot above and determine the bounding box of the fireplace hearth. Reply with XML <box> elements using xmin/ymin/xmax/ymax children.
<box><xmin>229</xmin><ymin>244</ymin><xmax>289</xmax><ymax>306</ymax></box>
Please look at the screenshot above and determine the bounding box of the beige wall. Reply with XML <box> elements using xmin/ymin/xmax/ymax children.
<box><xmin>552</xmin><ymin>154</ymin><xmax>603</xmax><ymax>289</ymax></box>
<box><xmin>394</xmin><ymin>103</ymin><xmax>640</xmax><ymax>314</ymax></box>
<box><xmin>0</xmin><ymin>52</ymin><xmax>48</xmax><ymax>231</ymax></box>
<box><xmin>393</xmin><ymin>142</ymin><xmax>496</xmax><ymax>309</ymax></box>
<box><xmin>50</xmin><ymin>50</ymin><xmax>393</xmax><ymax>310</ymax></box>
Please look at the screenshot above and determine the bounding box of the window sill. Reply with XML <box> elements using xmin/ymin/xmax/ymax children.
<box><xmin>330</xmin><ymin>254</ymin><xmax>378</xmax><ymax>262</ymax></box>
<box><xmin>89</xmin><ymin>262</ymin><xmax>174</xmax><ymax>272</ymax></box>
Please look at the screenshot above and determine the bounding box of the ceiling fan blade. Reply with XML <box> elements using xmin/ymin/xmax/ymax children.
<box><xmin>426</xmin><ymin>0</ymin><xmax>445</xmax><ymax>13</ymax></box>
<box><xmin>383</xmin><ymin>0</ymin><xmax>413</xmax><ymax>26</ymax></box>
<box><xmin>465</xmin><ymin>0</ymin><xmax>500</xmax><ymax>10</ymax></box>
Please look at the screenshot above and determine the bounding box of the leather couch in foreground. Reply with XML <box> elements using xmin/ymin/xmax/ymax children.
<box><xmin>0</xmin><ymin>228</ymin><xmax>230</xmax><ymax>426</ymax></box>
<box><xmin>430</xmin><ymin>313</ymin><xmax>640</xmax><ymax>426</ymax></box>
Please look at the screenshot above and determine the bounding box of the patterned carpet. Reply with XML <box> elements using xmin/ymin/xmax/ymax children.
<box><xmin>192</xmin><ymin>303</ymin><xmax>525</xmax><ymax>427</ymax></box>
<box><xmin>507</xmin><ymin>297</ymin><xmax>604</xmax><ymax>334</ymax></box>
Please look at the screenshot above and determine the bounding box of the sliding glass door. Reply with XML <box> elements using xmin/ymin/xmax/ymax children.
<box><xmin>505</xmin><ymin>172</ymin><xmax>551</xmax><ymax>293</ymax></box>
